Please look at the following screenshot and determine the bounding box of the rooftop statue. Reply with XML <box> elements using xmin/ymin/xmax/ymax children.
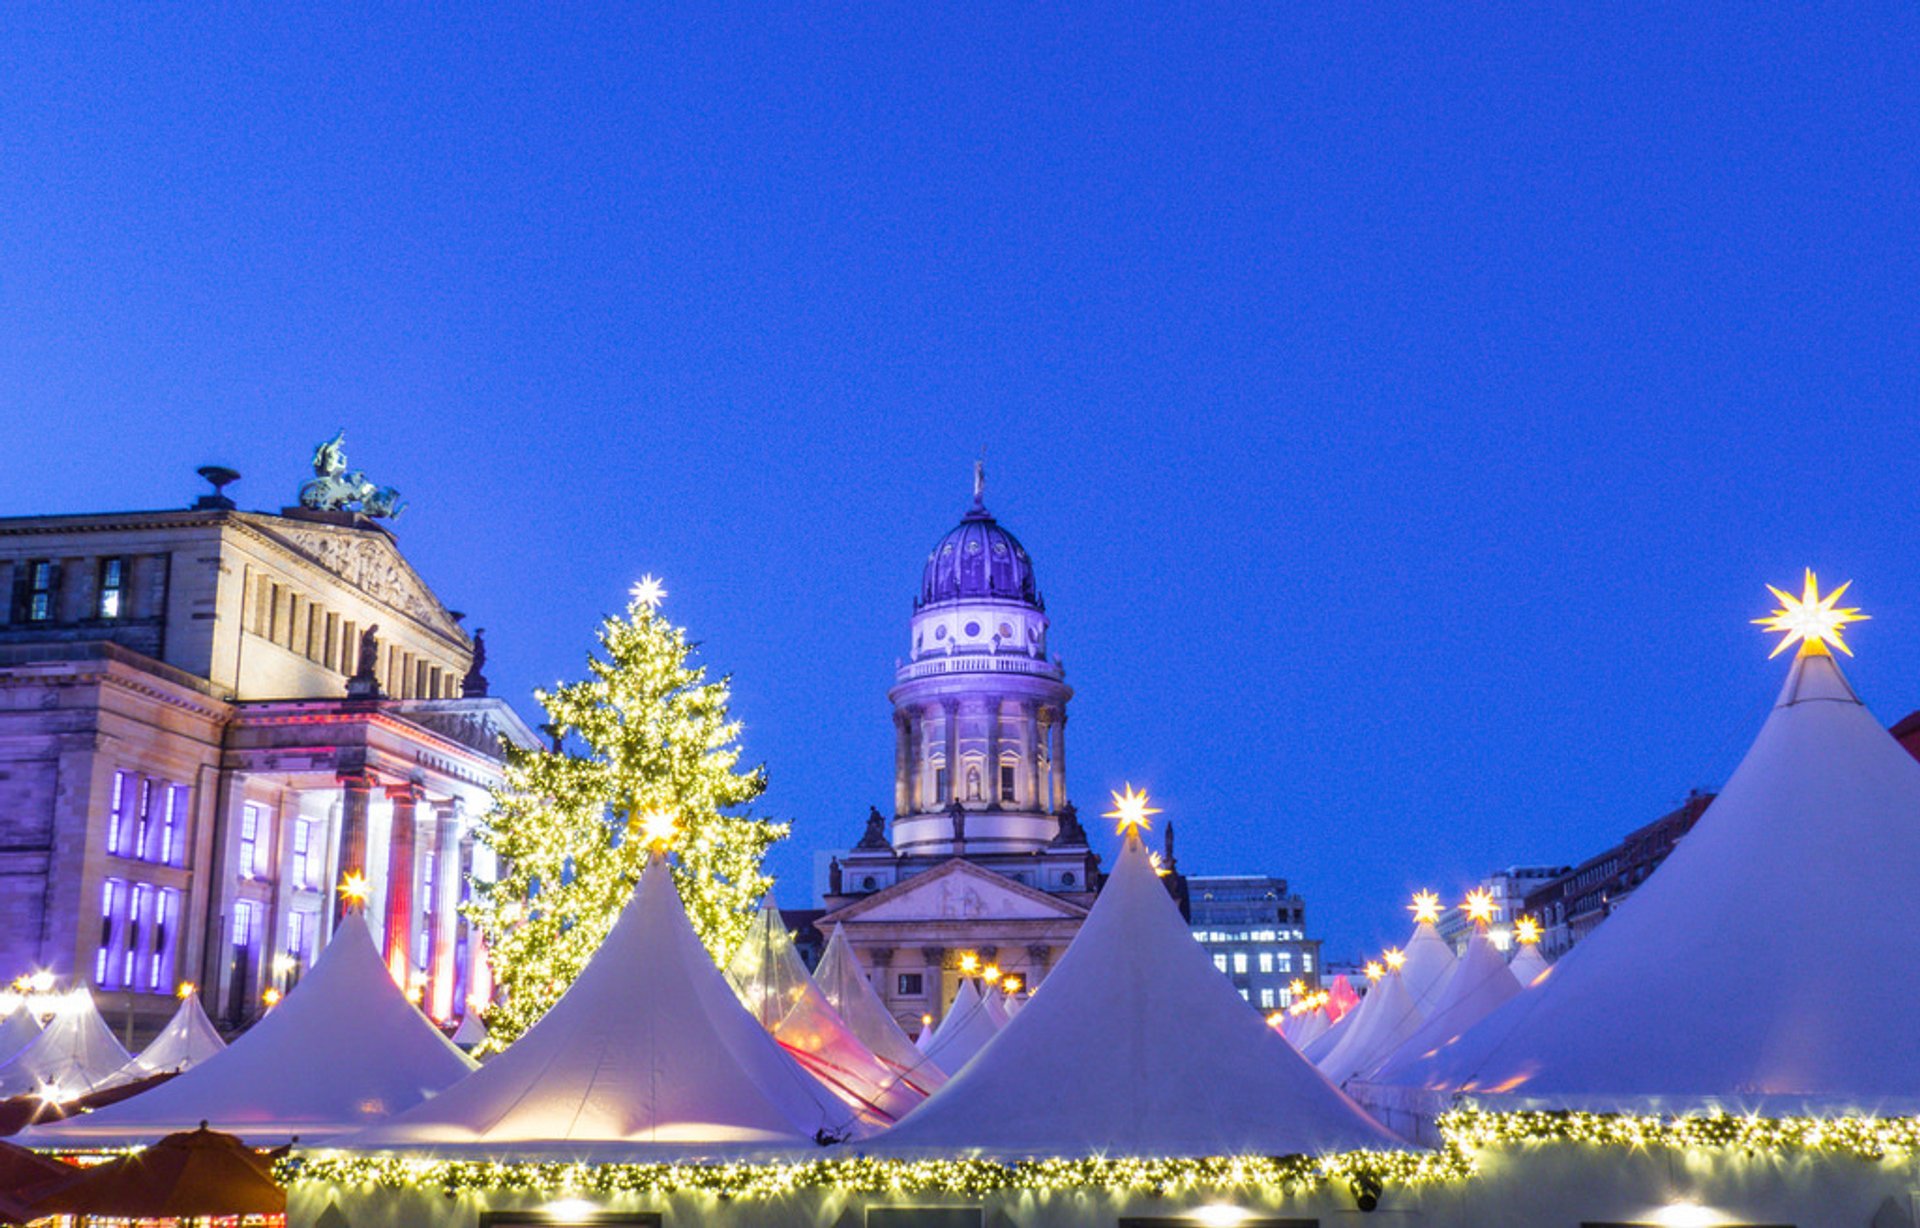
<box><xmin>299</xmin><ymin>430</ymin><xmax>405</xmax><ymax>518</ymax></box>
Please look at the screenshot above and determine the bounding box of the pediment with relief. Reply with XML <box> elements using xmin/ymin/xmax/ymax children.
<box><xmin>847</xmin><ymin>861</ymin><xmax>1087</xmax><ymax>924</ymax></box>
<box><xmin>247</xmin><ymin>519</ymin><xmax>465</xmax><ymax>640</ymax></box>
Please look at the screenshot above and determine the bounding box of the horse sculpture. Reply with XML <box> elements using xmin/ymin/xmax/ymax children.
<box><xmin>298</xmin><ymin>430</ymin><xmax>405</xmax><ymax>518</ymax></box>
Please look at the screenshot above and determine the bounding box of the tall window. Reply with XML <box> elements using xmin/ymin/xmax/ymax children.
<box><xmin>1000</xmin><ymin>764</ymin><xmax>1016</xmax><ymax>802</ymax></box>
<box><xmin>1258</xmin><ymin>952</ymin><xmax>1274</xmax><ymax>974</ymax></box>
<box><xmin>160</xmin><ymin>783</ymin><xmax>189</xmax><ymax>867</ymax></box>
<box><xmin>144</xmin><ymin>888</ymin><xmax>180</xmax><ymax>991</ymax></box>
<box><xmin>1232</xmin><ymin>952</ymin><xmax>1249</xmax><ymax>974</ymax></box>
<box><xmin>106</xmin><ymin>770</ymin><xmax>136</xmax><ymax>856</ymax></box>
<box><xmin>291</xmin><ymin>817</ymin><xmax>318</xmax><ymax>890</ymax></box>
<box><xmin>97</xmin><ymin>557</ymin><xmax>127</xmax><ymax>619</ymax></box>
<box><xmin>107</xmin><ymin>774</ymin><xmax>188</xmax><ymax>866</ymax></box>
<box><xmin>286</xmin><ymin>909</ymin><xmax>315</xmax><ymax>966</ymax></box>
<box><xmin>24</xmin><ymin>560</ymin><xmax>55</xmax><ymax>622</ymax></box>
<box><xmin>231</xmin><ymin>899</ymin><xmax>262</xmax><ymax>949</ymax></box>
<box><xmin>95</xmin><ymin>877</ymin><xmax>131</xmax><ymax>987</ymax></box>
<box><xmin>1212</xmin><ymin>953</ymin><xmax>1228</xmax><ymax>973</ymax></box>
<box><xmin>237</xmin><ymin>802</ymin><xmax>265</xmax><ymax>879</ymax></box>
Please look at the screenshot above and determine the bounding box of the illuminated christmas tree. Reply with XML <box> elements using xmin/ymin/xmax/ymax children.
<box><xmin>466</xmin><ymin>576</ymin><xmax>787</xmax><ymax>1044</ymax></box>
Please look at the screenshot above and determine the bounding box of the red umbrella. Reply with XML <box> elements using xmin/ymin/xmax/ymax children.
<box><xmin>27</xmin><ymin>1123</ymin><xmax>283</xmax><ymax>1220</ymax></box>
<box><xmin>0</xmin><ymin>1138</ymin><xmax>77</xmax><ymax>1225</ymax></box>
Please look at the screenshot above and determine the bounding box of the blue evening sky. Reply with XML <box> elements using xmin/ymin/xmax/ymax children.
<box><xmin>4</xmin><ymin>6</ymin><xmax>1918</xmax><ymax>961</ymax></box>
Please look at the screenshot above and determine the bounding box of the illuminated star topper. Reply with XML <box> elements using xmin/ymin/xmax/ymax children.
<box><xmin>338</xmin><ymin>871</ymin><xmax>370</xmax><ymax>909</ymax></box>
<box><xmin>1514</xmin><ymin>915</ymin><xmax>1543</xmax><ymax>946</ymax></box>
<box><xmin>629</xmin><ymin>574</ymin><xmax>668</xmax><ymax>611</ymax></box>
<box><xmin>1104</xmin><ymin>783</ymin><xmax>1162</xmax><ymax>837</ymax></box>
<box><xmin>1409</xmin><ymin>890</ymin><xmax>1442</xmax><ymax>925</ymax></box>
<box><xmin>1463</xmin><ymin>888</ymin><xmax>1496</xmax><ymax>927</ymax></box>
<box><xmin>636</xmin><ymin>808</ymin><xmax>678</xmax><ymax>853</ymax></box>
<box><xmin>1383</xmin><ymin>948</ymin><xmax>1406</xmax><ymax>970</ymax></box>
<box><xmin>1364</xmin><ymin>961</ymin><xmax>1384</xmax><ymax>981</ymax></box>
<box><xmin>1754</xmin><ymin>570</ymin><xmax>1868</xmax><ymax>659</ymax></box>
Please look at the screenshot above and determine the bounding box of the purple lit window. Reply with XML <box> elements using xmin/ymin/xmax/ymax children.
<box><xmin>238</xmin><ymin>803</ymin><xmax>264</xmax><ymax>879</ymax></box>
<box><xmin>133</xmin><ymin>779</ymin><xmax>155</xmax><ymax>861</ymax></box>
<box><xmin>106</xmin><ymin>771</ymin><xmax>134</xmax><ymax>856</ymax></box>
<box><xmin>161</xmin><ymin>784</ymin><xmax>189</xmax><ymax>867</ymax></box>
<box><xmin>126</xmin><ymin>882</ymin><xmax>153</xmax><ymax>985</ymax></box>
<box><xmin>291</xmin><ymin>818</ymin><xmax>317</xmax><ymax>890</ymax></box>
<box><xmin>95</xmin><ymin>877</ymin><xmax>129</xmax><ymax>986</ymax></box>
<box><xmin>146</xmin><ymin>888</ymin><xmax>180</xmax><ymax>991</ymax></box>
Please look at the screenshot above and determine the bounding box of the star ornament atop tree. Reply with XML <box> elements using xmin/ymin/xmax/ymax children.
<box><xmin>465</xmin><ymin>577</ymin><xmax>787</xmax><ymax>1046</ymax></box>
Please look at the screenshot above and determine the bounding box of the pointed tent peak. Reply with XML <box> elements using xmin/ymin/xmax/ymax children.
<box><xmin>1775</xmin><ymin>640</ymin><xmax>1862</xmax><ymax>707</ymax></box>
<box><xmin>1104</xmin><ymin>785</ymin><xmax>1161</xmax><ymax>839</ymax></box>
<box><xmin>1409</xmin><ymin>890</ymin><xmax>1442</xmax><ymax>925</ymax></box>
<box><xmin>112</xmin><ymin>991</ymin><xmax>226</xmax><ymax>1085</ymax></box>
<box><xmin>1755</xmin><ymin>569</ymin><xmax>1868</xmax><ymax>661</ymax></box>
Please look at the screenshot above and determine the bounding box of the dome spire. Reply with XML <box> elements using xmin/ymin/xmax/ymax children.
<box><xmin>970</xmin><ymin>453</ymin><xmax>987</xmax><ymax>515</ymax></box>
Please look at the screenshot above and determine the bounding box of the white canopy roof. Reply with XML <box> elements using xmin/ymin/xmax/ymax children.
<box><xmin>24</xmin><ymin>914</ymin><xmax>474</xmax><ymax>1146</ymax></box>
<box><xmin>1285</xmin><ymin>1005</ymin><xmax>1330</xmax><ymax>1051</ymax></box>
<box><xmin>1317</xmin><ymin>969</ymin><xmax>1425</xmax><ymax>1088</ymax></box>
<box><xmin>0</xmin><ymin>1006</ymin><xmax>42</xmax><ymax>1065</ymax></box>
<box><xmin>0</xmin><ymin>989</ymin><xmax>131</xmax><ymax>1099</ymax></box>
<box><xmin>338</xmin><ymin>855</ymin><xmax>851</xmax><ymax>1155</ymax></box>
<box><xmin>1507</xmin><ymin>942</ymin><xmax>1549</xmax><ymax>988</ymax></box>
<box><xmin>450</xmin><ymin>1010</ymin><xmax>488</xmax><ymax>1050</ymax></box>
<box><xmin>1371</xmin><ymin>927</ymin><xmax>1519</xmax><ymax>1082</ymax></box>
<box><xmin>1380</xmin><ymin>648</ymin><xmax>1920</xmax><ymax>1111</ymax></box>
<box><xmin>1300</xmin><ymin>1010</ymin><xmax>1349</xmax><ymax>1064</ymax></box>
<box><xmin>814</xmin><ymin>926</ymin><xmax>946</xmax><ymax>1091</ymax></box>
<box><xmin>727</xmin><ymin>902</ymin><xmax>928</xmax><ymax>1126</ymax></box>
<box><xmin>919</xmin><ymin>978</ymin><xmax>1000</xmax><ymax>1075</ymax></box>
<box><xmin>1399</xmin><ymin>920</ymin><xmax>1455</xmax><ymax>1014</ymax></box>
<box><xmin>872</xmin><ymin>830</ymin><xmax>1401</xmax><ymax>1158</ymax></box>
<box><xmin>106</xmin><ymin>992</ymin><xmax>225</xmax><ymax>1086</ymax></box>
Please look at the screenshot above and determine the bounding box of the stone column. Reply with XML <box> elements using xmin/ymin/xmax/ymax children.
<box><xmin>383</xmin><ymin>783</ymin><xmax>422</xmax><ymax>984</ymax></box>
<box><xmin>1049</xmin><ymin>710</ymin><xmax>1068</xmax><ymax>813</ymax></box>
<box><xmin>1027</xmin><ymin>943</ymin><xmax>1053</xmax><ymax>988</ymax></box>
<box><xmin>921</xmin><ymin>946</ymin><xmax>947</xmax><ymax>1021</ymax></box>
<box><xmin>332</xmin><ymin>771</ymin><xmax>374</xmax><ymax>925</ymax></box>
<box><xmin>430</xmin><ymin>798</ymin><xmax>463</xmax><ymax>1020</ymax></box>
<box><xmin>1022</xmin><ymin>701</ymin><xmax>1040</xmax><ymax>811</ymax></box>
<box><xmin>893</xmin><ymin>713</ymin><xmax>911</xmax><ymax>816</ymax></box>
<box><xmin>941</xmin><ymin>699</ymin><xmax>960</xmax><ymax>806</ymax></box>
<box><xmin>456</xmin><ymin>831</ymin><xmax>482</xmax><ymax>1010</ymax></box>
<box><xmin>984</xmin><ymin>697</ymin><xmax>1002</xmax><ymax>809</ymax></box>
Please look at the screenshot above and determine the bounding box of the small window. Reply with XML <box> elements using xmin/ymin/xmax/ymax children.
<box><xmin>999</xmin><ymin>764</ymin><xmax>1015</xmax><ymax>802</ymax></box>
<box><xmin>897</xmin><ymin>972</ymin><xmax>924</xmax><ymax>997</ymax></box>
<box><xmin>1302</xmin><ymin>953</ymin><xmax>1314</xmax><ymax>973</ymax></box>
<box><xmin>97</xmin><ymin>557</ymin><xmax>126</xmax><ymax>619</ymax></box>
<box><xmin>25</xmin><ymin>560</ymin><xmax>55</xmax><ymax>622</ymax></box>
<box><xmin>1259</xmin><ymin>987</ymin><xmax>1276</xmax><ymax>1008</ymax></box>
<box><xmin>1233</xmin><ymin>952</ymin><xmax>1249</xmax><ymax>974</ymax></box>
<box><xmin>291</xmin><ymin>818</ymin><xmax>318</xmax><ymax>890</ymax></box>
<box><xmin>1276</xmin><ymin>952</ymin><xmax>1293</xmax><ymax>973</ymax></box>
<box><xmin>238</xmin><ymin>802</ymin><xmax>265</xmax><ymax>879</ymax></box>
<box><xmin>1258</xmin><ymin>952</ymin><xmax>1274</xmax><ymax>974</ymax></box>
<box><xmin>963</xmin><ymin>621</ymin><xmax>980</xmax><ymax>637</ymax></box>
<box><xmin>1212</xmin><ymin>953</ymin><xmax>1228</xmax><ymax>973</ymax></box>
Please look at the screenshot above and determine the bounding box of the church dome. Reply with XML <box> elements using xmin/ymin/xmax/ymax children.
<box><xmin>917</xmin><ymin>499</ymin><xmax>1043</xmax><ymax>611</ymax></box>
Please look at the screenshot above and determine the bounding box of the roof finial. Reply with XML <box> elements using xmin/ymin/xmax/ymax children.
<box><xmin>972</xmin><ymin>451</ymin><xmax>986</xmax><ymax>510</ymax></box>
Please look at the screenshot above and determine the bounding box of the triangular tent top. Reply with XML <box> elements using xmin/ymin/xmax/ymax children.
<box><xmin>0</xmin><ymin>1007</ymin><xmax>41</xmax><ymax>1066</ymax></box>
<box><xmin>23</xmin><ymin>915</ymin><xmax>474</xmax><ymax>1146</ymax></box>
<box><xmin>0</xmin><ymin>990</ymin><xmax>132</xmax><ymax>1099</ymax></box>
<box><xmin>1381</xmin><ymin>643</ymin><xmax>1920</xmax><ymax>1110</ymax></box>
<box><xmin>919</xmin><ymin>978</ymin><xmax>1000</xmax><ymax>1075</ymax></box>
<box><xmin>1399</xmin><ymin>920</ymin><xmax>1455</xmax><ymax>1015</ymax></box>
<box><xmin>1318</xmin><ymin>969</ymin><xmax>1425</xmax><ymax>1088</ymax></box>
<box><xmin>727</xmin><ymin>902</ymin><xmax>929</xmax><ymax>1126</ymax></box>
<box><xmin>1371</xmin><ymin>927</ymin><xmax>1519</xmax><ymax>1083</ymax></box>
<box><xmin>872</xmin><ymin>829</ymin><xmax>1401</xmax><ymax>1158</ymax></box>
<box><xmin>1300</xmin><ymin>1006</ymin><xmax>1350</xmax><ymax>1065</ymax></box>
<box><xmin>337</xmin><ymin>855</ymin><xmax>851</xmax><ymax>1156</ymax></box>
<box><xmin>813</xmin><ymin>926</ymin><xmax>946</xmax><ymax>1090</ymax></box>
<box><xmin>450</xmin><ymin>1011</ymin><xmax>488</xmax><ymax>1050</ymax></box>
<box><xmin>1507</xmin><ymin>942</ymin><xmax>1549</xmax><ymax>988</ymax></box>
<box><xmin>108</xmin><ymin>992</ymin><xmax>226</xmax><ymax>1086</ymax></box>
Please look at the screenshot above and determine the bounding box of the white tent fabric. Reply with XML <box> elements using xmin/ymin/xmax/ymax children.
<box><xmin>982</xmin><ymin>986</ymin><xmax>1012</xmax><ymax>1028</ymax></box>
<box><xmin>813</xmin><ymin>926</ymin><xmax>946</xmax><ymax>1091</ymax></box>
<box><xmin>727</xmin><ymin>902</ymin><xmax>928</xmax><ymax>1126</ymax></box>
<box><xmin>1371</xmin><ymin>928</ymin><xmax>1519</xmax><ymax>1082</ymax></box>
<box><xmin>1507</xmin><ymin>942</ymin><xmax>1550</xmax><ymax>988</ymax></box>
<box><xmin>1285</xmin><ymin>1005</ymin><xmax>1330</xmax><ymax>1051</ymax></box>
<box><xmin>1300</xmin><ymin>1007</ymin><xmax>1350</xmax><ymax>1064</ymax></box>
<box><xmin>1317</xmin><ymin>970</ymin><xmax>1425</xmax><ymax>1088</ymax></box>
<box><xmin>337</xmin><ymin>855</ymin><xmax>852</xmax><ymax>1154</ymax></box>
<box><xmin>0</xmin><ymin>989</ymin><xmax>132</xmax><ymax>1099</ymax></box>
<box><xmin>107</xmin><ymin>992</ymin><xmax>225</xmax><ymax>1086</ymax></box>
<box><xmin>23</xmin><ymin>914</ymin><xmax>474</xmax><ymax>1146</ymax></box>
<box><xmin>0</xmin><ymin>1006</ymin><xmax>42</xmax><ymax>1065</ymax></box>
<box><xmin>919</xmin><ymin>979</ymin><xmax>1000</xmax><ymax>1075</ymax></box>
<box><xmin>872</xmin><ymin>830</ymin><xmax>1401</xmax><ymax>1158</ymax></box>
<box><xmin>1379</xmin><ymin>648</ymin><xmax>1920</xmax><ymax>1110</ymax></box>
<box><xmin>1400</xmin><ymin>919</ymin><xmax>1456</xmax><ymax>1014</ymax></box>
<box><xmin>450</xmin><ymin>1011</ymin><xmax>488</xmax><ymax>1050</ymax></box>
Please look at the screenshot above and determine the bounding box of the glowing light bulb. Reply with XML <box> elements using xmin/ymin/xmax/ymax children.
<box><xmin>1409</xmin><ymin>891</ymin><xmax>1442</xmax><ymax>924</ymax></box>
<box><xmin>1754</xmin><ymin>569</ymin><xmax>1868</xmax><ymax>658</ymax></box>
<box><xmin>1103</xmin><ymin>783</ymin><xmax>1161</xmax><ymax>836</ymax></box>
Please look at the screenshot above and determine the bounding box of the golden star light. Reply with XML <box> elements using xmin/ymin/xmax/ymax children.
<box><xmin>629</xmin><ymin>574</ymin><xmax>668</xmax><ymax>611</ymax></box>
<box><xmin>1754</xmin><ymin>569</ymin><xmax>1868</xmax><ymax>659</ymax></box>
<box><xmin>1514</xmin><ymin>915</ymin><xmax>1543</xmax><ymax>946</ymax></box>
<box><xmin>1104</xmin><ymin>783</ymin><xmax>1162</xmax><ymax>837</ymax></box>
<box><xmin>637</xmin><ymin>808</ymin><xmax>678</xmax><ymax>853</ymax></box>
<box><xmin>1463</xmin><ymin>888</ymin><xmax>1496</xmax><ymax>926</ymax></box>
<box><xmin>1409</xmin><ymin>890</ymin><xmax>1442</xmax><ymax>925</ymax></box>
<box><xmin>338</xmin><ymin>871</ymin><xmax>370</xmax><ymax>909</ymax></box>
<box><xmin>1383</xmin><ymin>948</ymin><xmax>1406</xmax><ymax>970</ymax></box>
<box><xmin>1364</xmin><ymin>961</ymin><xmax>1384</xmax><ymax>981</ymax></box>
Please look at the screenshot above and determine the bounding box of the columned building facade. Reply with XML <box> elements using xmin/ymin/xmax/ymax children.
<box><xmin>0</xmin><ymin>471</ymin><xmax>536</xmax><ymax>1040</ymax></box>
<box><xmin>819</xmin><ymin>474</ymin><xmax>1111</xmax><ymax>1036</ymax></box>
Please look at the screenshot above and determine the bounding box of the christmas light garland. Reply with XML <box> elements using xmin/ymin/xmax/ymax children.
<box><xmin>274</xmin><ymin>1107</ymin><xmax>1920</xmax><ymax>1200</ymax></box>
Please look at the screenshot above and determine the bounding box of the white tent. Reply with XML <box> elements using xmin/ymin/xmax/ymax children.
<box><xmin>982</xmin><ymin>984</ymin><xmax>1013</xmax><ymax>1028</ymax></box>
<box><xmin>0</xmin><ymin>1005</ymin><xmax>41</xmax><ymax>1065</ymax></box>
<box><xmin>1317</xmin><ymin>969</ymin><xmax>1425</xmax><ymax>1087</ymax></box>
<box><xmin>813</xmin><ymin>926</ymin><xmax>946</xmax><ymax>1092</ymax></box>
<box><xmin>23</xmin><ymin>914</ymin><xmax>475</xmax><ymax>1146</ymax></box>
<box><xmin>872</xmin><ymin>828</ymin><xmax>1401</xmax><ymax>1158</ymax></box>
<box><xmin>450</xmin><ymin>1010</ymin><xmax>488</xmax><ymax>1051</ymax></box>
<box><xmin>1300</xmin><ymin>1004</ymin><xmax>1351</xmax><ymax>1064</ymax></box>
<box><xmin>107</xmin><ymin>991</ymin><xmax>225</xmax><ymax>1086</ymax></box>
<box><xmin>1379</xmin><ymin>641</ymin><xmax>1920</xmax><ymax>1111</ymax></box>
<box><xmin>1399</xmin><ymin>918</ymin><xmax>1456</xmax><ymax>1014</ymax></box>
<box><xmin>919</xmin><ymin>978</ymin><xmax>1000</xmax><ymax>1075</ymax></box>
<box><xmin>1370</xmin><ymin>927</ymin><xmax>1519</xmax><ymax>1082</ymax></box>
<box><xmin>1507</xmin><ymin>940</ymin><xmax>1550</xmax><ymax>988</ymax></box>
<box><xmin>337</xmin><ymin>854</ymin><xmax>852</xmax><ymax>1155</ymax></box>
<box><xmin>0</xmin><ymin>989</ymin><xmax>132</xmax><ymax>1100</ymax></box>
<box><xmin>727</xmin><ymin>901</ymin><xmax>928</xmax><ymax>1126</ymax></box>
<box><xmin>1284</xmin><ymin>1003</ymin><xmax>1331</xmax><ymax>1051</ymax></box>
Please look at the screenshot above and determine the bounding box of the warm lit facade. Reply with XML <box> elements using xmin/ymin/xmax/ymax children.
<box><xmin>0</xmin><ymin>473</ymin><xmax>536</xmax><ymax>1039</ymax></box>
